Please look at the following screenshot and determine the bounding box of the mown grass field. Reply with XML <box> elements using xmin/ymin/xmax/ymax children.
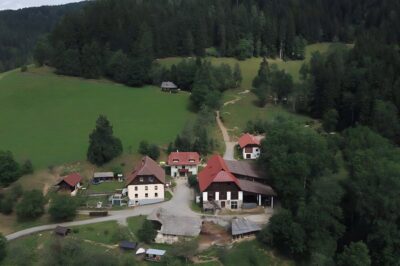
<box><xmin>0</xmin><ymin>67</ymin><xmax>194</xmax><ymax>169</ymax></box>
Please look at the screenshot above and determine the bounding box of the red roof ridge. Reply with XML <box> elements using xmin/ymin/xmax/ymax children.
<box><xmin>61</xmin><ymin>172</ymin><xmax>82</xmax><ymax>187</ymax></box>
<box><xmin>238</xmin><ymin>133</ymin><xmax>261</xmax><ymax>148</ymax></box>
<box><xmin>167</xmin><ymin>151</ymin><xmax>200</xmax><ymax>166</ymax></box>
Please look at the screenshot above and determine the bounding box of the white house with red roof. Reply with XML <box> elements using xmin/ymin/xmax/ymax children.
<box><xmin>56</xmin><ymin>173</ymin><xmax>82</xmax><ymax>196</ymax></box>
<box><xmin>198</xmin><ymin>155</ymin><xmax>275</xmax><ymax>211</ymax></box>
<box><xmin>126</xmin><ymin>156</ymin><xmax>165</xmax><ymax>206</ymax></box>
<box><xmin>167</xmin><ymin>151</ymin><xmax>200</xmax><ymax>177</ymax></box>
<box><xmin>238</xmin><ymin>133</ymin><xmax>262</xmax><ymax>159</ymax></box>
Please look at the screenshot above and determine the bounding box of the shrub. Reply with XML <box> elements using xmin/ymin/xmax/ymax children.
<box><xmin>188</xmin><ymin>175</ymin><xmax>198</xmax><ymax>188</ymax></box>
<box><xmin>48</xmin><ymin>194</ymin><xmax>78</xmax><ymax>221</ymax></box>
<box><xmin>20</xmin><ymin>65</ymin><xmax>28</xmax><ymax>72</ymax></box>
<box><xmin>20</xmin><ymin>160</ymin><xmax>34</xmax><ymax>175</ymax></box>
<box><xmin>137</xmin><ymin>220</ymin><xmax>156</xmax><ymax>244</ymax></box>
<box><xmin>16</xmin><ymin>190</ymin><xmax>46</xmax><ymax>220</ymax></box>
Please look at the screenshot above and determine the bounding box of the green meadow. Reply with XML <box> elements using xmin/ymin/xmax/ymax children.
<box><xmin>0</xmin><ymin>67</ymin><xmax>193</xmax><ymax>168</ymax></box>
<box><xmin>159</xmin><ymin>43</ymin><xmax>345</xmax><ymax>134</ymax></box>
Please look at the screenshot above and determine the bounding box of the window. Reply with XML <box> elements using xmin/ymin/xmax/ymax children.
<box><xmin>155</xmin><ymin>186</ymin><xmax>158</xmax><ymax>190</ymax></box>
<box><xmin>134</xmin><ymin>194</ymin><xmax>138</xmax><ymax>198</ymax></box>
<box><xmin>145</xmin><ymin>193</ymin><xmax>148</xmax><ymax>198</ymax></box>
<box><xmin>173</xmin><ymin>159</ymin><xmax>179</xmax><ymax>162</ymax></box>
<box><xmin>231</xmin><ymin>201</ymin><xmax>238</xmax><ymax>209</ymax></box>
<box><xmin>139</xmin><ymin>177</ymin><xmax>144</xmax><ymax>182</ymax></box>
<box><xmin>134</xmin><ymin>186</ymin><xmax>138</xmax><ymax>191</ymax></box>
<box><xmin>149</xmin><ymin>176</ymin><xmax>154</xmax><ymax>182</ymax></box>
<box><xmin>155</xmin><ymin>193</ymin><xmax>158</xmax><ymax>197</ymax></box>
<box><xmin>145</xmin><ymin>186</ymin><xmax>148</xmax><ymax>191</ymax></box>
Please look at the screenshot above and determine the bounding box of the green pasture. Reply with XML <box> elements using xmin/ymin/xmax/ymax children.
<box><xmin>0</xmin><ymin>67</ymin><xmax>193</xmax><ymax>169</ymax></box>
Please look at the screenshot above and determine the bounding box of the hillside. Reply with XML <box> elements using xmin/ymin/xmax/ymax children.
<box><xmin>0</xmin><ymin>67</ymin><xmax>193</xmax><ymax>168</ymax></box>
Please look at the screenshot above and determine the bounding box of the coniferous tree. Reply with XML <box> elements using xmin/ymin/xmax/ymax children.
<box><xmin>87</xmin><ymin>115</ymin><xmax>122</xmax><ymax>166</ymax></box>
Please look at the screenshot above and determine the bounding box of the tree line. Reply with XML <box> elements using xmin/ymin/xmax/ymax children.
<box><xmin>26</xmin><ymin>0</ymin><xmax>399</xmax><ymax>84</ymax></box>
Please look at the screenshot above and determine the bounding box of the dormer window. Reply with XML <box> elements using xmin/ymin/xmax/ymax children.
<box><xmin>139</xmin><ymin>177</ymin><xmax>144</xmax><ymax>182</ymax></box>
<box><xmin>173</xmin><ymin>159</ymin><xmax>179</xmax><ymax>162</ymax></box>
<box><xmin>189</xmin><ymin>159</ymin><xmax>195</xmax><ymax>163</ymax></box>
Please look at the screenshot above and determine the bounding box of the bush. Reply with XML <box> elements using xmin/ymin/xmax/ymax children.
<box><xmin>20</xmin><ymin>65</ymin><xmax>28</xmax><ymax>72</ymax></box>
<box><xmin>137</xmin><ymin>220</ymin><xmax>156</xmax><ymax>244</ymax></box>
<box><xmin>20</xmin><ymin>160</ymin><xmax>34</xmax><ymax>175</ymax></box>
<box><xmin>188</xmin><ymin>175</ymin><xmax>198</xmax><ymax>188</ymax></box>
<box><xmin>49</xmin><ymin>194</ymin><xmax>78</xmax><ymax>221</ymax></box>
<box><xmin>111</xmin><ymin>226</ymin><xmax>131</xmax><ymax>243</ymax></box>
<box><xmin>0</xmin><ymin>194</ymin><xmax>15</xmax><ymax>215</ymax></box>
<box><xmin>16</xmin><ymin>190</ymin><xmax>46</xmax><ymax>220</ymax></box>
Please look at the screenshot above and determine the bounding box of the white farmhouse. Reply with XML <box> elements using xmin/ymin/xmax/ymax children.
<box><xmin>168</xmin><ymin>151</ymin><xmax>200</xmax><ymax>177</ymax></box>
<box><xmin>126</xmin><ymin>156</ymin><xmax>165</xmax><ymax>206</ymax></box>
<box><xmin>238</xmin><ymin>133</ymin><xmax>262</xmax><ymax>159</ymax></box>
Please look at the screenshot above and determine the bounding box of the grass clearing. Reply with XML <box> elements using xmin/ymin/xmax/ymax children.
<box><xmin>87</xmin><ymin>181</ymin><xmax>125</xmax><ymax>193</ymax></box>
<box><xmin>127</xmin><ymin>215</ymin><xmax>146</xmax><ymax>239</ymax></box>
<box><xmin>71</xmin><ymin>221</ymin><xmax>121</xmax><ymax>244</ymax></box>
<box><xmin>0</xmin><ymin>67</ymin><xmax>194</xmax><ymax>169</ymax></box>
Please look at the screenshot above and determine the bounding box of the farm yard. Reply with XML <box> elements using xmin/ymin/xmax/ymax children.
<box><xmin>0</xmin><ymin>67</ymin><xmax>194</xmax><ymax>169</ymax></box>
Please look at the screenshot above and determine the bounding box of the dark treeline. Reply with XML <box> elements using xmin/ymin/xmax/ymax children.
<box><xmin>297</xmin><ymin>35</ymin><xmax>400</xmax><ymax>143</ymax></box>
<box><xmin>0</xmin><ymin>2</ymin><xmax>85</xmax><ymax>72</ymax></box>
<box><xmin>33</xmin><ymin>0</ymin><xmax>400</xmax><ymax>85</ymax></box>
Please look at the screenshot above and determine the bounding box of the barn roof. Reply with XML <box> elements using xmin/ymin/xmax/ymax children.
<box><xmin>167</xmin><ymin>151</ymin><xmax>200</xmax><ymax>166</ymax></box>
<box><xmin>146</xmin><ymin>249</ymin><xmax>166</xmax><ymax>256</ymax></box>
<box><xmin>239</xmin><ymin>179</ymin><xmax>276</xmax><ymax>196</ymax></box>
<box><xmin>58</xmin><ymin>173</ymin><xmax>82</xmax><ymax>187</ymax></box>
<box><xmin>93</xmin><ymin>172</ymin><xmax>114</xmax><ymax>178</ymax></box>
<box><xmin>148</xmin><ymin>208</ymin><xmax>202</xmax><ymax>237</ymax></box>
<box><xmin>126</xmin><ymin>156</ymin><xmax>165</xmax><ymax>185</ymax></box>
<box><xmin>238</xmin><ymin>133</ymin><xmax>261</xmax><ymax>148</ymax></box>
<box><xmin>224</xmin><ymin>160</ymin><xmax>262</xmax><ymax>179</ymax></box>
<box><xmin>198</xmin><ymin>155</ymin><xmax>240</xmax><ymax>192</ymax></box>
<box><xmin>161</xmin><ymin>81</ymin><xmax>177</xmax><ymax>89</ymax></box>
<box><xmin>231</xmin><ymin>218</ymin><xmax>261</xmax><ymax>236</ymax></box>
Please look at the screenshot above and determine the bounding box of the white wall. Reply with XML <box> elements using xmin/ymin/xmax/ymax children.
<box><xmin>128</xmin><ymin>184</ymin><xmax>164</xmax><ymax>205</ymax></box>
<box><xmin>242</xmin><ymin>146</ymin><xmax>261</xmax><ymax>159</ymax></box>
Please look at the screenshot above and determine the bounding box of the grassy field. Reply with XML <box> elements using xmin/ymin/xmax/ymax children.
<box><xmin>158</xmin><ymin>43</ymin><xmax>347</xmax><ymax>134</ymax></box>
<box><xmin>0</xmin><ymin>67</ymin><xmax>194</xmax><ymax>169</ymax></box>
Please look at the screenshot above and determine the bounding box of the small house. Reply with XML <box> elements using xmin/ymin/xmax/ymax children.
<box><xmin>231</xmin><ymin>217</ymin><xmax>261</xmax><ymax>240</ymax></box>
<box><xmin>167</xmin><ymin>151</ymin><xmax>200</xmax><ymax>177</ymax></box>
<box><xmin>54</xmin><ymin>226</ymin><xmax>71</xmax><ymax>237</ymax></box>
<box><xmin>126</xmin><ymin>156</ymin><xmax>165</xmax><ymax>206</ymax></box>
<box><xmin>238</xmin><ymin>133</ymin><xmax>262</xmax><ymax>159</ymax></box>
<box><xmin>145</xmin><ymin>249</ymin><xmax>166</xmax><ymax>262</ymax></box>
<box><xmin>119</xmin><ymin>241</ymin><xmax>138</xmax><ymax>251</ymax></box>
<box><xmin>92</xmin><ymin>172</ymin><xmax>115</xmax><ymax>184</ymax></box>
<box><xmin>161</xmin><ymin>81</ymin><xmax>178</xmax><ymax>92</ymax></box>
<box><xmin>56</xmin><ymin>173</ymin><xmax>82</xmax><ymax>195</ymax></box>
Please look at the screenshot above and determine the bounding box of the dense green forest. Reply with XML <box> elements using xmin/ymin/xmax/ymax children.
<box><xmin>31</xmin><ymin>0</ymin><xmax>400</xmax><ymax>86</ymax></box>
<box><xmin>0</xmin><ymin>2</ymin><xmax>85</xmax><ymax>72</ymax></box>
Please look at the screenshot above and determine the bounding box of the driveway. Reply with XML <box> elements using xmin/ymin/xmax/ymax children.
<box><xmin>216</xmin><ymin>111</ymin><xmax>237</xmax><ymax>160</ymax></box>
<box><xmin>6</xmin><ymin>178</ymin><xmax>197</xmax><ymax>241</ymax></box>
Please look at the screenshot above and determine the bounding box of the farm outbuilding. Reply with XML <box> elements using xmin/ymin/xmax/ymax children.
<box><xmin>145</xmin><ymin>249</ymin><xmax>166</xmax><ymax>262</ymax></box>
<box><xmin>231</xmin><ymin>218</ymin><xmax>261</xmax><ymax>239</ymax></box>
<box><xmin>119</xmin><ymin>241</ymin><xmax>138</xmax><ymax>251</ymax></box>
<box><xmin>161</xmin><ymin>81</ymin><xmax>178</xmax><ymax>92</ymax></box>
<box><xmin>92</xmin><ymin>172</ymin><xmax>115</xmax><ymax>183</ymax></box>
<box><xmin>54</xmin><ymin>226</ymin><xmax>71</xmax><ymax>237</ymax></box>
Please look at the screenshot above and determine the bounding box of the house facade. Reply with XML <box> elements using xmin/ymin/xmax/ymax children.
<box><xmin>238</xmin><ymin>133</ymin><xmax>262</xmax><ymax>159</ymax></box>
<box><xmin>168</xmin><ymin>151</ymin><xmax>200</xmax><ymax>177</ymax></box>
<box><xmin>126</xmin><ymin>156</ymin><xmax>165</xmax><ymax>206</ymax></box>
<box><xmin>198</xmin><ymin>155</ymin><xmax>275</xmax><ymax>211</ymax></box>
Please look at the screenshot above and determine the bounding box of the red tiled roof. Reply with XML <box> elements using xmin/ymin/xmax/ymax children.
<box><xmin>168</xmin><ymin>152</ymin><xmax>200</xmax><ymax>166</ymax></box>
<box><xmin>126</xmin><ymin>156</ymin><xmax>165</xmax><ymax>185</ymax></box>
<box><xmin>198</xmin><ymin>155</ymin><xmax>240</xmax><ymax>192</ymax></box>
<box><xmin>60</xmin><ymin>173</ymin><xmax>82</xmax><ymax>187</ymax></box>
<box><xmin>238</xmin><ymin>133</ymin><xmax>261</xmax><ymax>149</ymax></box>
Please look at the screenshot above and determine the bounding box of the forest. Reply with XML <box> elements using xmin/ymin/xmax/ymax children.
<box><xmin>0</xmin><ymin>2</ymin><xmax>85</xmax><ymax>71</ymax></box>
